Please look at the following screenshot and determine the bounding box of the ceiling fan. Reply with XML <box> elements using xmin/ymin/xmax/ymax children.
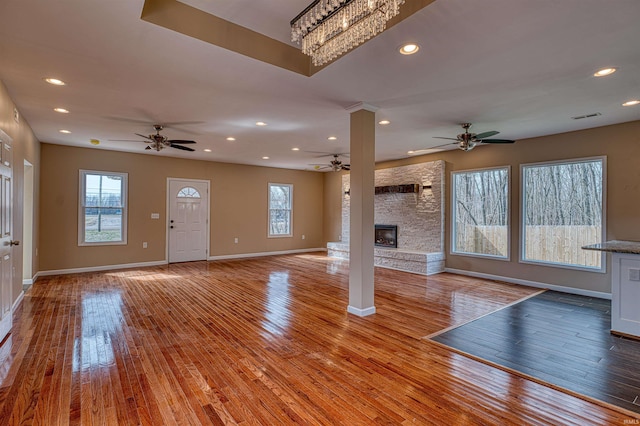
<box><xmin>112</xmin><ymin>124</ymin><xmax>197</xmax><ymax>152</ymax></box>
<box><xmin>310</xmin><ymin>154</ymin><xmax>350</xmax><ymax>171</ymax></box>
<box><xmin>433</xmin><ymin>123</ymin><xmax>515</xmax><ymax>151</ymax></box>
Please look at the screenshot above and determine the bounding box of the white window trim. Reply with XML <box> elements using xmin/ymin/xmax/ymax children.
<box><xmin>268</xmin><ymin>182</ymin><xmax>293</xmax><ymax>238</ymax></box>
<box><xmin>78</xmin><ymin>169</ymin><xmax>128</xmax><ymax>246</ymax></box>
<box><xmin>519</xmin><ymin>156</ymin><xmax>606</xmax><ymax>273</ymax></box>
<box><xmin>450</xmin><ymin>165</ymin><xmax>511</xmax><ymax>261</ymax></box>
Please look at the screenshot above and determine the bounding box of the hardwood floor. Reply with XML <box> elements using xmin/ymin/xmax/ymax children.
<box><xmin>0</xmin><ymin>253</ymin><xmax>638</xmax><ymax>425</ymax></box>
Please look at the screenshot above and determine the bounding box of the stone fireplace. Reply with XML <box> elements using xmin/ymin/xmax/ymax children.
<box><xmin>375</xmin><ymin>225</ymin><xmax>397</xmax><ymax>248</ymax></box>
<box><xmin>327</xmin><ymin>160</ymin><xmax>445</xmax><ymax>276</ymax></box>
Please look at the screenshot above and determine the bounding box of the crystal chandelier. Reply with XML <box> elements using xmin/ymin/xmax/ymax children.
<box><xmin>291</xmin><ymin>0</ymin><xmax>405</xmax><ymax>66</ymax></box>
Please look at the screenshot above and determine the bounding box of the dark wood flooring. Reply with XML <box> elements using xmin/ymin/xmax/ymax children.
<box><xmin>432</xmin><ymin>290</ymin><xmax>640</xmax><ymax>414</ymax></box>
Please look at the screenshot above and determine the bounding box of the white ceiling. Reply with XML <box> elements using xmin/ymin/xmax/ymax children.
<box><xmin>0</xmin><ymin>0</ymin><xmax>639</xmax><ymax>170</ymax></box>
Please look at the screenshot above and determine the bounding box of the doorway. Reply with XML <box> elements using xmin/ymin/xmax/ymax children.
<box><xmin>167</xmin><ymin>178</ymin><xmax>210</xmax><ymax>263</ymax></box>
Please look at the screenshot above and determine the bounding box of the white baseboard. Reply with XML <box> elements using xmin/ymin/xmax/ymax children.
<box><xmin>12</xmin><ymin>291</ymin><xmax>24</xmax><ymax>310</ymax></box>
<box><xmin>38</xmin><ymin>260</ymin><xmax>168</xmax><ymax>277</ymax></box>
<box><xmin>444</xmin><ymin>268</ymin><xmax>611</xmax><ymax>300</ymax></box>
<box><xmin>22</xmin><ymin>271</ymin><xmax>41</xmax><ymax>286</ymax></box>
<box><xmin>347</xmin><ymin>305</ymin><xmax>376</xmax><ymax>317</ymax></box>
<box><xmin>208</xmin><ymin>247</ymin><xmax>326</xmax><ymax>261</ymax></box>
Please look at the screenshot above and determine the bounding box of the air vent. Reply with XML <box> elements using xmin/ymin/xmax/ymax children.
<box><xmin>572</xmin><ymin>112</ymin><xmax>602</xmax><ymax>120</ymax></box>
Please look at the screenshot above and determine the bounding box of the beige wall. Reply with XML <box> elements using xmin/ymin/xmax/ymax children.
<box><xmin>39</xmin><ymin>143</ymin><xmax>325</xmax><ymax>271</ymax></box>
<box><xmin>322</xmin><ymin>170</ymin><xmax>346</xmax><ymax>244</ymax></box>
<box><xmin>0</xmin><ymin>80</ymin><xmax>41</xmax><ymax>304</ymax></box>
<box><xmin>324</xmin><ymin>120</ymin><xmax>640</xmax><ymax>294</ymax></box>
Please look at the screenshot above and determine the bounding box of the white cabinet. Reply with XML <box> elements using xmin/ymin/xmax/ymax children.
<box><xmin>611</xmin><ymin>253</ymin><xmax>640</xmax><ymax>338</ymax></box>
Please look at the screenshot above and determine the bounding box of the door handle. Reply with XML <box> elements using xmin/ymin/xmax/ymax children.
<box><xmin>10</xmin><ymin>240</ymin><xmax>19</xmax><ymax>246</ymax></box>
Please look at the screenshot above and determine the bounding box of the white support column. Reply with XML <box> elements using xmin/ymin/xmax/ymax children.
<box><xmin>346</xmin><ymin>102</ymin><xmax>377</xmax><ymax>317</ymax></box>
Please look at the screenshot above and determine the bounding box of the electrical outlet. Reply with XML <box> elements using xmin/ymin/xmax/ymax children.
<box><xmin>302</xmin><ymin>234</ymin><xmax>305</xmax><ymax>240</ymax></box>
<box><xmin>143</xmin><ymin>242</ymin><xmax>148</xmax><ymax>249</ymax></box>
<box><xmin>151</xmin><ymin>213</ymin><xmax>160</xmax><ymax>219</ymax></box>
<box><xmin>234</xmin><ymin>237</ymin><xmax>239</xmax><ymax>244</ymax></box>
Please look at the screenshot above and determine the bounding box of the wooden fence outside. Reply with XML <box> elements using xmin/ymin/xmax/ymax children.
<box><xmin>455</xmin><ymin>225</ymin><xmax>601</xmax><ymax>268</ymax></box>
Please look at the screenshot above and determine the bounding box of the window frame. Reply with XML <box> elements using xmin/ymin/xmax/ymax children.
<box><xmin>268</xmin><ymin>182</ymin><xmax>293</xmax><ymax>238</ymax></box>
<box><xmin>450</xmin><ymin>165</ymin><xmax>511</xmax><ymax>260</ymax></box>
<box><xmin>78</xmin><ymin>169</ymin><xmax>128</xmax><ymax>246</ymax></box>
<box><xmin>519</xmin><ymin>156</ymin><xmax>606</xmax><ymax>272</ymax></box>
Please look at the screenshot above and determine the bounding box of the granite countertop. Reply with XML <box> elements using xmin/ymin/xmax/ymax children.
<box><xmin>582</xmin><ymin>240</ymin><xmax>640</xmax><ymax>254</ymax></box>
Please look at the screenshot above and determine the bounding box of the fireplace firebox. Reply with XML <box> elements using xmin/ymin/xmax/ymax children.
<box><xmin>375</xmin><ymin>225</ymin><xmax>397</xmax><ymax>248</ymax></box>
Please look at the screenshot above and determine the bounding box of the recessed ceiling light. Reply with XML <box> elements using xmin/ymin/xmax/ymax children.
<box><xmin>327</xmin><ymin>136</ymin><xmax>337</xmax><ymax>140</ymax></box>
<box><xmin>291</xmin><ymin>147</ymin><xmax>300</xmax><ymax>151</ymax></box>
<box><xmin>45</xmin><ymin>77</ymin><xmax>66</xmax><ymax>86</ymax></box>
<box><xmin>262</xmin><ymin>156</ymin><xmax>270</xmax><ymax>160</ymax></box>
<box><xmin>54</xmin><ymin>107</ymin><xmax>69</xmax><ymax>113</ymax></box>
<box><xmin>256</xmin><ymin>122</ymin><xmax>267</xmax><ymax>126</ymax></box>
<box><xmin>378</xmin><ymin>120</ymin><xmax>391</xmax><ymax>125</ymax></box>
<box><xmin>90</xmin><ymin>139</ymin><xmax>100</xmax><ymax>145</ymax></box>
<box><xmin>407</xmin><ymin>150</ymin><xmax>415</xmax><ymax>154</ymax></box>
<box><xmin>399</xmin><ymin>43</ymin><xmax>419</xmax><ymax>55</ymax></box>
<box><xmin>59</xmin><ymin>129</ymin><xmax>71</xmax><ymax>134</ymax></box>
<box><xmin>622</xmin><ymin>99</ymin><xmax>640</xmax><ymax>107</ymax></box>
<box><xmin>593</xmin><ymin>68</ymin><xmax>616</xmax><ymax>77</ymax></box>
<box><xmin>226</xmin><ymin>137</ymin><xmax>236</xmax><ymax>141</ymax></box>
<box><xmin>204</xmin><ymin>148</ymin><xmax>212</xmax><ymax>152</ymax></box>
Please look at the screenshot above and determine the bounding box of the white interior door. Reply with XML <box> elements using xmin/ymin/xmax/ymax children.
<box><xmin>0</xmin><ymin>130</ymin><xmax>14</xmax><ymax>343</ymax></box>
<box><xmin>168</xmin><ymin>179</ymin><xmax>209</xmax><ymax>263</ymax></box>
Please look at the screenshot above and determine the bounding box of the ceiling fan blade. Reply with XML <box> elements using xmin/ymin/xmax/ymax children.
<box><xmin>481</xmin><ymin>139</ymin><xmax>515</xmax><ymax>144</ymax></box>
<box><xmin>170</xmin><ymin>144</ymin><xmax>196</xmax><ymax>151</ymax></box>
<box><xmin>167</xmin><ymin>139</ymin><xmax>196</xmax><ymax>144</ymax></box>
<box><xmin>431</xmin><ymin>142</ymin><xmax>459</xmax><ymax>149</ymax></box>
<box><xmin>433</xmin><ymin>136</ymin><xmax>459</xmax><ymax>141</ymax></box>
<box><xmin>305</xmin><ymin>151</ymin><xmax>349</xmax><ymax>157</ymax></box>
<box><xmin>108</xmin><ymin>139</ymin><xmax>148</xmax><ymax>142</ymax></box>
<box><xmin>474</xmin><ymin>130</ymin><xmax>500</xmax><ymax>139</ymax></box>
<box><xmin>135</xmin><ymin>133</ymin><xmax>153</xmax><ymax>140</ymax></box>
<box><xmin>342</xmin><ymin>164</ymin><xmax>351</xmax><ymax>171</ymax></box>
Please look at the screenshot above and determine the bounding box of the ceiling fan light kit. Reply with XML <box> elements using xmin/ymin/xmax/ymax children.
<box><xmin>115</xmin><ymin>124</ymin><xmax>197</xmax><ymax>152</ymax></box>
<box><xmin>309</xmin><ymin>153</ymin><xmax>351</xmax><ymax>171</ymax></box>
<box><xmin>432</xmin><ymin>123</ymin><xmax>515</xmax><ymax>152</ymax></box>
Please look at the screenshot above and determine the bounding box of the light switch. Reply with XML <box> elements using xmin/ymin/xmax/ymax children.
<box><xmin>151</xmin><ymin>213</ymin><xmax>160</xmax><ymax>219</ymax></box>
<box><xmin>629</xmin><ymin>268</ymin><xmax>640</xmax><ymax>281</ymax></box>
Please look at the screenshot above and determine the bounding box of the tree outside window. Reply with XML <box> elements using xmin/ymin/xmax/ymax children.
<box><xmin>521</xmin><ymin>158</ymin><xmax>604</xmax><ymax>270</ymax></box>
<box><xmin>452</xmin><ymin>167</ymin><xmax>510</xmax><ymax>258</ymax></box>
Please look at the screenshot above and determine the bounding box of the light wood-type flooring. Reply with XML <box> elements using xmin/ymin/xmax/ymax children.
<box><xmin>1</xmin><ymin>253</ymin><xmax>638</xmax><ymax>425</ymax></box>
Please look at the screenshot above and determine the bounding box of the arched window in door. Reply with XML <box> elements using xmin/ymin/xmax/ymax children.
<box><xmin>176</xmin><ymin>187</ymin><xmax>201</xmax><ymax>198</ymax></box>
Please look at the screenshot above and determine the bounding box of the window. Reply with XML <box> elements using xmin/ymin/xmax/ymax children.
<box><xmin>268</xmin><ymin>183</ymin><xmax>292</xmax><ymax>237</ymax></box>
<box><xmin>177</xmin><ymin>187</ymin><xmax>201</xmax><ymax>198</ymax></box>
<box><xmin>521</xmin><ymin>157</ymin><xmax>604</xmax><ymax>270</ymax></box>
<box><xmin>79</xmin><ymin>170</ymin><xmax>128</xmax><ymax>245</ymax></box>
<box><xmin>452</xmin><ymin>167</ymin><xmax>509</xmax><ymax>258</ymax></box>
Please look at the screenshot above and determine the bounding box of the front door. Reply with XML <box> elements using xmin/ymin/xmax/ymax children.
<box><xmin>0</xmin><ymin>130</ymin><xmax>14</xmax><ymax>343</ymax></box>
<box><xmin>168</xmin><ymin>179</ymin><xmax>209</xmax><ymax>263</ymax></box>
